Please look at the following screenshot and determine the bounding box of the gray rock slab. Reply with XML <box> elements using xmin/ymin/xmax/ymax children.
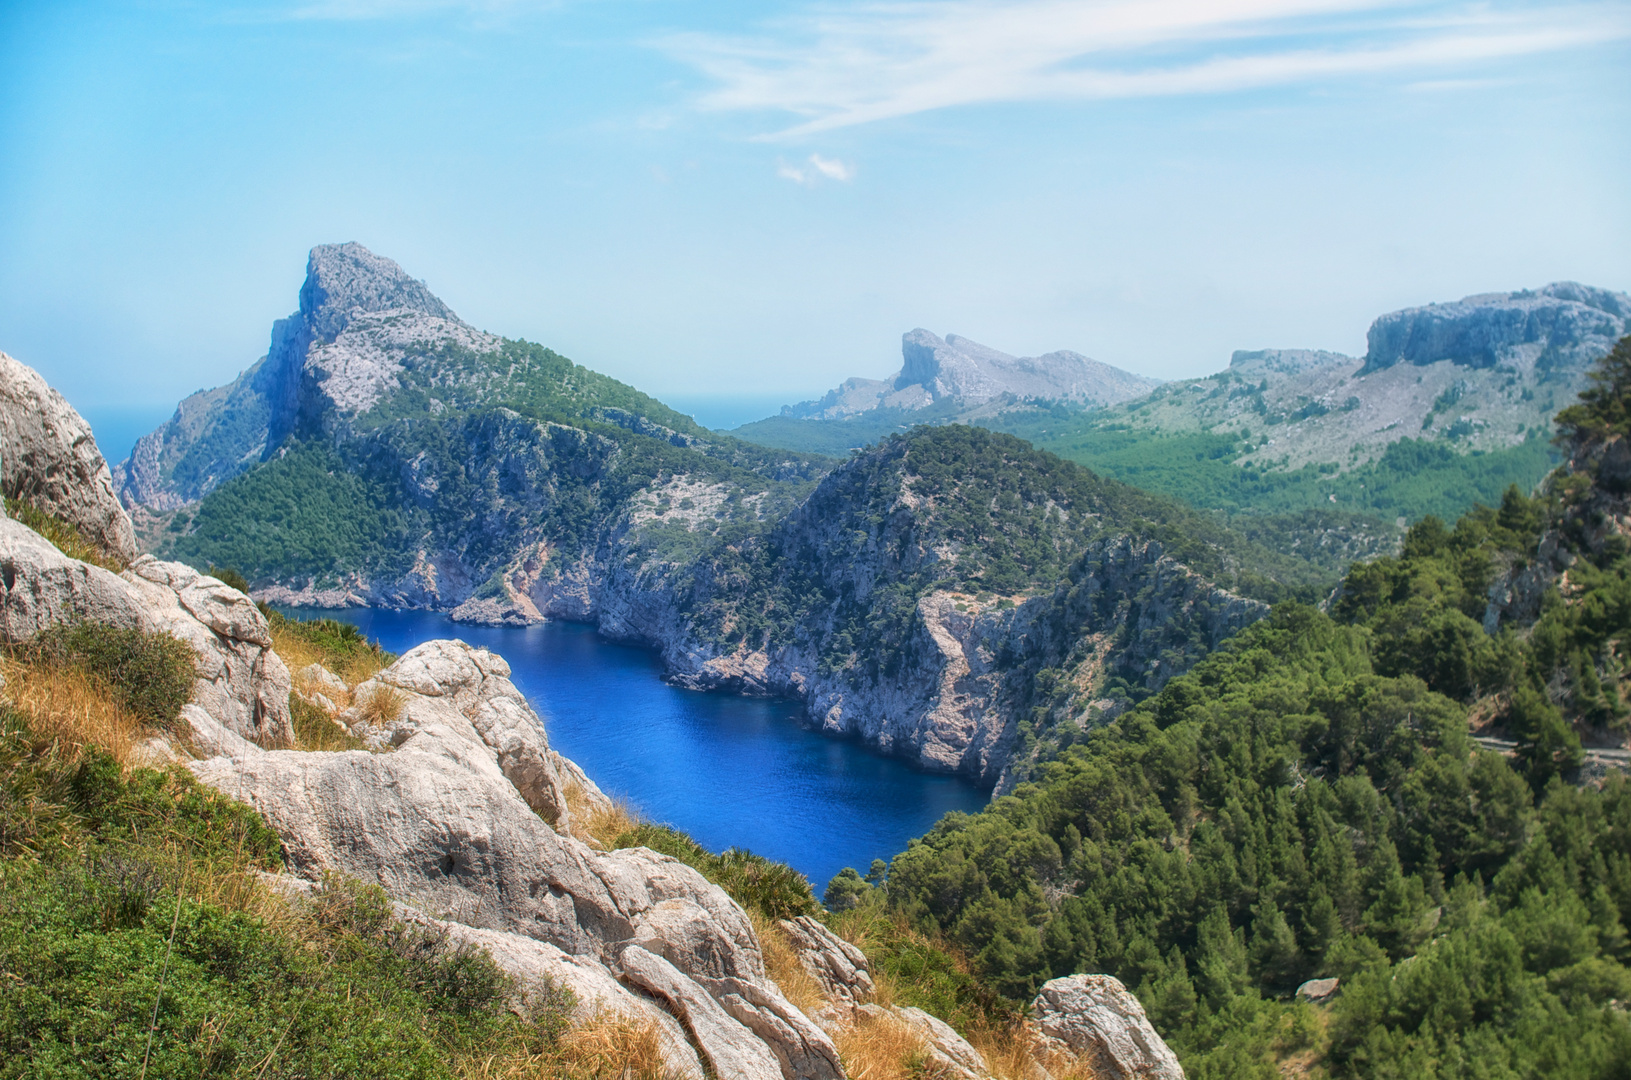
<box><xmin>1031</xmin><ymin>974</ymin><xmax>1184</xmax><ymax>1080</ymax></box>
<box><xmin>0</xmin><ymin>350</ymin><xmax>137</xmax><ymax>564</ymax></box>
<box><xmin>618</xmin><ymin>944</ymin><xmax>784</xmax><ymax>1080</ymax></box>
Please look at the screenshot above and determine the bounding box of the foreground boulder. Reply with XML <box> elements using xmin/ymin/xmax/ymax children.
<box><xmin>780</xmin><ymin>914</ymin><xmax>875</xmax><ymax>1017</ymax></box>
<box><xmin>0</xmin><ymin>350</ymin><xmax>138</xmax><ymax>564</ymax></box>
<box><xmin>1030</xmin><ymin>974</ymin><xmax>1184</xmax><ymax>1080</ymax></box>
<box><xmin>0</xmin><ymin>516</ymin><xmax>293</xmax><ymax>749</ymax></box>
<box><xmin>191</xmin><ymin>639</ymin><xmax>843</xmax><ymax>1080</ymax></box>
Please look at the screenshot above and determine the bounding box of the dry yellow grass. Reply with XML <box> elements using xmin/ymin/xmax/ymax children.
<box><xmin>0</xmin><ymin>655</ymin><xmax>144</xmax><ymax>765</ymax></box>
<box><xmin>834</xmin><ymin>1007</ymin><xmax>935</xmax><ymax>1080</ymax></box>
<box><xmin>289</xmin><ymin>695</ymin><xmax>366</xmax><ymax>753</ymax></box>
<box><xmin>752</xmin><ymin>911</ymin><xmax>826</xmax><ymax>1016</ymax></box>
<box><xmin>460</xmin><ymin>1008</ymin><xmax>677</xmax><ymax>1080</ymax></box>
<box><xmin>566</xmin><ymin>781</ymin><xmax>639</xmax><ymax>848</ymax></box>
<box><xmin>0</xmin><ymin>653</ymin><xmax>299</xmax><ymax>933</ymax></box>
<box><xmin>269</xmin><ymin>620</ymin><xmax>390</xmax><ymax>688</ymax></box>
<box><xmin>355</xmin><ymin>682</ymin><xmax>408</xmax><ymax>728</ymax></box>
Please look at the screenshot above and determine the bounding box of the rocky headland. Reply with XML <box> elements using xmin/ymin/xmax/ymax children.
<box><xmin>779</xmin><ymin>329</ymin><xmax>1162</xmax><ymax>421</ymax></box>
<box><xmin>0</xmin><ymin>350</ymin><xmax>1187</xmax><ymax>1079</ymax></box>
<box><xmin>112</xmin><ymin>244</ymin><xmax>1281</xmax><ymax>789</ymax></box>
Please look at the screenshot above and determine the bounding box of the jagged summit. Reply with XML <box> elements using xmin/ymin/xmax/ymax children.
<box><xmin>298</xmin><ymin>242</ymin><xmax>462</xmax><ymax>341</ymax></box>
<box><xmin>1361</xmin><ymin>281</ymin><xmax>1631</xmax><ymax>374</ymax></box>
<box><xmin>782</xmin><ymin>329</ymin><xmax>1160</xmax><ymax>421</ymax></box>
<box><xmin>115</xmin><ymin>243</ymin><xmax>496</xmax><ymax>511</ymax></box>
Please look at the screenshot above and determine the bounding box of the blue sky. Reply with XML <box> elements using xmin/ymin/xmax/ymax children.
<box><xmin>1</xmin><ymin>0</ymin><xmax>1628</xmax><ymax>453</ymax></box>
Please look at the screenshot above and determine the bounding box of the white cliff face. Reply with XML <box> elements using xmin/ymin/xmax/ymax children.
<box><xmin>0</xmin><ymin>350</ymin><xmax>138</xmax><ymax>563</ymax></box>
<box><xmin>189</xmin><ymin>639</ymin><xmax>846</xmax><ymax>1080</ymax></box>
<box><xmin>782</xmin><ymin>329</ymin><xmax>1163</xmax><ymax>420</ymax></box>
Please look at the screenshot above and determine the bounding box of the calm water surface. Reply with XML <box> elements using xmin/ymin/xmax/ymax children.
<box><xmin>284</xmin><ymin>608</ymin><xmax>990</xmax><ymax>891</ymax></box>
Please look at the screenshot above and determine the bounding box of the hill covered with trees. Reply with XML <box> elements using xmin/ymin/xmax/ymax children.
<box><xmin>830</xmin><ymin>337</ymin><xmax>1631</xmax><ymax>1078</ymax></box>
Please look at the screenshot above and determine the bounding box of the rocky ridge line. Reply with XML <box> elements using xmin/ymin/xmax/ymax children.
<box><xmin>782</xmin><ymin>329</ymin><xmax>1162</xmax><ymax>421</ymax></box>
<box><xmin>0</xmin><ymin>348</ymin><xmax>1188</xmax><ymax>1078</ymax></box>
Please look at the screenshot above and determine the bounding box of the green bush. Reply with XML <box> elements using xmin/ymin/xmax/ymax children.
<box><xmin>613</xmin><ymin>822</ymin><xmax>820</xmax><ymax>921</ymax></box>
<box><xmin>8</xmin><ymin>623</ymin><xmax>195</xmax><ymax>728</ymax></box>
<box><xmin>0</xmin><ymin>704</ymin><xmax>540</xmax><ymax>1080</ymax></box>
<box><xmin>267</xmin><ymin>610</ymin><xmax>396</xmax><ymax>671</ymax></box>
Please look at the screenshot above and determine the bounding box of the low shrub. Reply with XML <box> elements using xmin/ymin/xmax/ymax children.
<box><xmin>267</xmin><ymin>610</ymin><xmax>395</xmax><ymax>686</ymax></box>
<box><xmin>612</xmin><ymin>822</ymin><xmax>820</xmax><ymax>921</ymax></box>
<box><xmin>4</xmin><ymin>497</ymin><xmax>125</xmax><ymax>572</ymax></box>
<box><xmin>6</xmin><ymin>623</ymin><xmax>194</xmax><ymax>729</ymax></box>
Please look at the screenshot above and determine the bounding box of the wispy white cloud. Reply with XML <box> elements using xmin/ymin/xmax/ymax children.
<box><xmin>662</xmin><ymin>0</ymin><xmax>1631</xmax><ymax>137</ymax></box>
<box><xmin>287</xmin><ymin>0</ymin><xmax>545</xmax><ymax>20</ymax></box>
<box><xmin>778</xmin><ymin>153</ymin><xmax>859</xmax><ymax>183</ymax></box>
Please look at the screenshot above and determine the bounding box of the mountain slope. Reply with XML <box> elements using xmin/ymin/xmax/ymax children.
<box><xmin>846</xmin><ymin>339</ymin><xmax>1631</xmax><ymax>1078</ymax></box>
<box><xmin>735</xmin><ymin>284</ymin><xmax>1631</xmax><ymax>555</ymax></box>
<box><xmin>122</xmin><ymin>244</ymin><xmax>1320</xmax><ymax>784</ymax></box>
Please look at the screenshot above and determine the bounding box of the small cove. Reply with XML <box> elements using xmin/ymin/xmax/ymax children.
<box><xmin>282</xmin><ymin>608</ymin><xmax>991</xmax><ymax>892</ymax></box>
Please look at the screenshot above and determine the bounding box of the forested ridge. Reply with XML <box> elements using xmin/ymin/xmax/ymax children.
<box><xmin>831</xmin><ymin>338</ymin><xmax>1631</xmax><ymax>1078</ymax></box>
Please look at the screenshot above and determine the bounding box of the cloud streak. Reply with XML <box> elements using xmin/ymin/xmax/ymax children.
<box><xmin>663</xmin><ymin>0</ymin><xmax>1631</xmax><ymax>137</ymax></box>
<box><xmin>778</xmin><ymin>153</ymin><xmax>858</xmax><ymax>183</ymax></box>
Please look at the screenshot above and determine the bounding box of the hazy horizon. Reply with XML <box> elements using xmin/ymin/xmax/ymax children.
<box><xmin>3</xmin><ymin>0</ymin><xmax>1627</xmax><ymax>432</ymax></box>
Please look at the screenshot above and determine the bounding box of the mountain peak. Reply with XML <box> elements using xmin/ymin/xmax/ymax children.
<box><xmin>298</xmin><ymin>242</ymin><xmax>460</xmax><ymax>341</ymax></box>
<box><xmin>1361</xmin><ymin>281</ymin><xmax>1631</xmax><ymax>375</ymax></box>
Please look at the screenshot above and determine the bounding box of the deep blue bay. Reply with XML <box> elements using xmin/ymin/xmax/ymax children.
<box><xmin>281</xmin><ymin>607</ymin><xmax>990</xmax><ymax>892</ymax></box>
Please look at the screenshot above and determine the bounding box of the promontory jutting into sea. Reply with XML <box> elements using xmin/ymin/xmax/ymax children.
<box><xmin>3</xmin><ymin>239</ymin><xmax>1629</xmax><ymax>1078</ymax></box>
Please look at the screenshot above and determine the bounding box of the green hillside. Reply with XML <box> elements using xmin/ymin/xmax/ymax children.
<box><xmin>833</xmin><ymin>338</ymin><xmax>1631</xmax><ymax>1079</ymax></box>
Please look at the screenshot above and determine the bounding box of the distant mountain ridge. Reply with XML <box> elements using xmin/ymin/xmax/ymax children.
<box><xmin>1362</xmin><ymin>281</ymin><xmax>1630</xmax><ymax>374</ymax></box>
<box><xmin>733</xmin><ymin>283</ymin><xmax>1631</xmax><ymax>543</ymax></box>
<box><xmin>781</xmin><ymin>329</ymin><xmax>1161</xmax><ymax>421</ymax></box>
<box><xmin>110</xmin><ymin>243</ymin><xmax>1311</xmax><ymax>786</ymax></box>
<box><xmin>115</xmin><ymin>243</ymin><xmax>495</xmax><ymax>511</ymax></box>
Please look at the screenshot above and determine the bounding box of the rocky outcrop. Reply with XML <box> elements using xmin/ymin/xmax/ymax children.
<box><xmin>1295</xmin><ymin>977</ymin><xmax>1339</xmax><ymax>1003</ymax></box>
<box><xmin>783</xmin><ymin>329</ymin><xmax>1160</xmax><ymax>420</ymax></box>
<box><xmin>0</xmin><ymin>516</ymin><xmax>153</xmax><ymax>638</ymax></box>
<box><xmin>114</xmin><ymin>242</ymin><xmax>494</xmax><ymax>510</ymax></box>
<box><xmin>1362</xmin><ymin>282</ymin><xmax>1630</xmax><ymax>375</ymax></box>
<box><xmin>0</xmin><ymin>512</ymin><xmax>292</xmax><ymax>750</ymax></box>
<box><xmin>190</xmin><ymin>639</ymin><xmax>847</xmax><ymax>1079</ymax></box>
<box><xmin>0</xmin><ymin>350</ymin><xmax>138</xmax><ymax>563</ymax></box>
<box><xmin>779</xmin><ymin>915</ymin><xmax>875</xmax><ymax>1011</ymax></box>
<box><xmin>1029</xmin><ymin>974</ymin><xmax>1184</xmax><ymax>1080</ymax></box>
<box><xmin>121</xmin><ymin>557</ymin><xmax>294</xmax><ymax>748</ymax></box>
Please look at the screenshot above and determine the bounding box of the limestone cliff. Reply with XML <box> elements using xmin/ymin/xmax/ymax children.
<box><xmin>112</xmin><ymin>245</ymin><xmax>1292</xmax><ymax>786</ymax></box>
<box><xmin>781</xmin><ymin>329</ymin><xmax>1161</xmax><ymax>420</ymax></box>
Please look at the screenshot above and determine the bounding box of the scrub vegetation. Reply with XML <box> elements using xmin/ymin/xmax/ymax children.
<box><xmin>826</xmin><ymin>338</ymin><xmax>1631</xmax><ymax>1078</ymax></box>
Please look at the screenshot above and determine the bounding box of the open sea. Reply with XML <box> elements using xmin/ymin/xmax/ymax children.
<box><xmin>278</xmin><ymin>608</ymin><xmax>990</xmax><ymax>893</ymax></box>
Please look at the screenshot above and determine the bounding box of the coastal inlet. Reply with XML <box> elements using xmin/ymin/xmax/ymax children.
<box><xmin>281</xmin><ymin>607</ymin><xmax>990</xmax><ymax>891</ymax></box>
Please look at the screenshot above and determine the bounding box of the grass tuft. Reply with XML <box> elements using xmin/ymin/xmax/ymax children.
<box><xmin>565</xmin><ymin>780</ymin><xmax>638</xmax><ymax>849</ymax></box>
<box><xmin>612</xmin><ymin>822</ymin><xmax>820</xmax><ymax>922</ymax></box>
<box><xmin>5</xmin><ymin>623</ymin><xmax>195</xmax><ymax>731</ymax></box>
<box><xmin>355</xmin><ymin>682</ymin><xmax>408</xmax><ymax>729</ymax></box>
<box><xmin>4</xmin><ymin>497</ymin><xmax>126</xmax><ymax>572</ymax></box>
<box><xmin>833</xmin><ymin>1007</ymin><xmax>934</xmax><ymax>1080</ymax></box>
<box><xmin>267</xmin><ymin>612</ymin><xmax>394</xmax><ymax>687</ymax></box>
<box><xmin>289</xmin><ymin>695</ymin><xmax>366</xmax><ymax>753</ymax></box>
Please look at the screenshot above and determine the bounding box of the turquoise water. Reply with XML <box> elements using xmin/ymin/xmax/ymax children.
<box><xmin>283</xmin><ymin>608</ymin><xmax>990</xmax><ymax>893</ymax></box>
